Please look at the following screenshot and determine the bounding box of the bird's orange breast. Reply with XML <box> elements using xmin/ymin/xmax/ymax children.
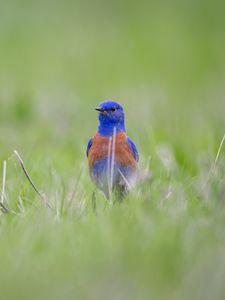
<box><xmin>88</xmin><ymin>132</ymin><xmax>137</xmax><ymax>169</ymax></box>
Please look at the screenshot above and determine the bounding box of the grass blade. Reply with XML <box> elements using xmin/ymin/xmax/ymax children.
<box><xmin>14</xmin><ymin>150</ymin><xmax>53</xmax><ymax>210</ymax></box>
<box><xmin>215</xmin><ymin>134</ymin><xmax>225</xmax><ymax>166</ymax></box>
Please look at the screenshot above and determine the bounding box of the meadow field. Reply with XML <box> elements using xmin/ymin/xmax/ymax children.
<box><xmin>0</xmin><ymin>0</ymin><xmax>225</xmax><ymax>299</ymax></box>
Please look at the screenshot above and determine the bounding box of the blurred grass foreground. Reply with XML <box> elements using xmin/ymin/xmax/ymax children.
<box><xmin>0</xmin><ymin>0</ymin><xmax>225</xmax><ymax>299</ymax></box>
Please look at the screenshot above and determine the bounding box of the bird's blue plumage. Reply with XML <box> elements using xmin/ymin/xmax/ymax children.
<box><xmin>127</xmin><ymin>137</ymin><xmax>139</xmax><ymax>162</ymax></box>
<box><xmin>86</xmin><ymin>138</ymin><xmax>92</xmax><ymax>157</ymax></box>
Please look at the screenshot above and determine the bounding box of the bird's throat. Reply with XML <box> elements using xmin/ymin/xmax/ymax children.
<box><xmin>98</xmin><ymin>122</ymin><xmax>126</xmax><ymax>137</ymax></box>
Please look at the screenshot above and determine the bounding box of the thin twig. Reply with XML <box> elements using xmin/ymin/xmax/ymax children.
<box><xmin>110</xmin><ymin>127</ymin><xmax>116</xmax><ymax>195</ymax></box>
<box><xmin>92</xmin><ymin>192</ymin><xmax>97</xmax><ymax>215</ymax></box>
<box><xmin>200</xmin><ymin>134</ymin><xmax>225</xmax><ymax>201</ymax></box>
<box><xmin>18</xmin><ymin>196</ymin><xmax>25</xmax><ymax>214</ymax></box>
<box><xmin>14</xmin><ymin>150</ymin><xmax>52</xmax><ymax>210</ymax></box>
<box><xmin>0</xmin><ymin>160</ymin><xmax>10</xmax><ymax>214</ymax></box>
<box><xmin>1</xmin><ymin>160</ymin><xmax>6</xmax><ymax>205</ymax></box>
<box><xmin>215</xmin><ymin>134</ymin><xmax>225</xmax><ymax>166</ymax></box>
<box><xmin>0</xmin><ymin>202</ymin><xmax>9</xmax><ymax>213</ymax></box>
<box><xmin>0</xmin><ymin>201</ymin><xmax>17</xmax><ymax>215</ymax></box>
<box><xmin>107</xmin><ymin>137</ymin><xmax>112</xmax><ymax>201</ymax></box>
<box><xmin>118</xmin><ymin>169</ymin><xmax>132</xmax><ymax>190</ymax></box>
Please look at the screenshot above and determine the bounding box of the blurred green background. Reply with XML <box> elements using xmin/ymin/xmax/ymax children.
<box><xmin>0</xmin><ymin>0</ymin><xmax>225</xmax><ymax>299</ymax></box>
<box><xmin>1</xmin><ymin>0</ymin><xmax>225</xmax><ymax>156</ymax></box>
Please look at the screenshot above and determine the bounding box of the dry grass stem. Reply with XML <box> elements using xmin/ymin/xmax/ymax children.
<box><xmin>118</xmin><ymin>169</ymin><xmax>131</xmax><ymax>190</ymax></box>
<box><xmin>92</xmin><ymin>192</ymin><xmax>97</xmax><ymax>215</ymax></box>
<box><xmin>110</xmin><ymin>127</ymin><xmax>116</xmax><ymax>195</ymax></box>
<box><xmin>1</xmin><ymin>160</ymin><xmax>7</xmax><ymax>205</ymax></box>
<box><xmin>14</xmin><ymin>150</ymin><xmax>52</xmax><ymax>210</ymax></box>
<box><xmin>107</xmin><ymin>137</ymin><xmax>112</xmax><ymax>201</ymax></box>
<box><xmin>215</xmin><ymin>134</ymin><xmax>225</xmax><ymax>166</ymax></box>
<box><xmin>0</xmin><ymin>160</ymin><xmax>10</xmax><ymax>214</ymax></box>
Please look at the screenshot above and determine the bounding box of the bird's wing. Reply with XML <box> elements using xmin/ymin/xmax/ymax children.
<box><xmin>86</xmin><ymin>138</ymin><xmax>93</xmax><ymax>157</ymax></box>
<box><xmin>127</xmin><ymin>137</ymin><xmax>139</xmax><ymax>162</ymax></box>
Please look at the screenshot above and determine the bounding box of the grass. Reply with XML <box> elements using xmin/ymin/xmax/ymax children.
<box><xmin>0</xmin><ymin>0</ymin><xmax>225</xmax><ymax>299</ymax></box>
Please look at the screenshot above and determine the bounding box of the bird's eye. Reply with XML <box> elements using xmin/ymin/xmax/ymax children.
<box><xmin>111</xmin><ymin>108</ymin><xmax>116</xmax><ymax>112</ymax></box>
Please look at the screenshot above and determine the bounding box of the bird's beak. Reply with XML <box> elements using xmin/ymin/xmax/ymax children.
<box><xmin>95</xmin><ymin>107</ymin><xmax>105</xmax><ymax>113</ymax></box>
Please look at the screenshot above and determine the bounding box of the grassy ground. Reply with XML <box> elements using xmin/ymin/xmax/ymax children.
<box><xmin>0</xmin><ymin>0</ymin><xmax>225</xmax><ymax>299</ymax></box>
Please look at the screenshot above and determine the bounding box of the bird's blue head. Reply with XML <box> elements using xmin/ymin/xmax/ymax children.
<box><xmin>96</xmin><ymin>100</ymin><xmax>126</xmax><ymax>136</ymax></box>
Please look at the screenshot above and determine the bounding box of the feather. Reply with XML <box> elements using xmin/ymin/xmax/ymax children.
<box><xmin>127</xmin><ymin>137</ymin><xmax>139</xmax><ymax>162</ymax></box>
<box><xmin>86</xmin><ymin>138</ymin><xmax>93</xmax><ymax>157</ymax></box>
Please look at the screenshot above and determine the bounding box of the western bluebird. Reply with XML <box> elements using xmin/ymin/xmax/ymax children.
<box><xmin>86</xmin><ymin>100</ymin><xmax>139</xmax><ymax>199</ymax></box>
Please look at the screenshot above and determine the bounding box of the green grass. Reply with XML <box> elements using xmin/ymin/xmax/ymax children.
<box><xmin>0</xmin><ymin>0</ymin><xmax>225</xmax><ymax>299</ymax></box>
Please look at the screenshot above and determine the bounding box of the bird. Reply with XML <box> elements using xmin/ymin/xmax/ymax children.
<box><xmin>86</xmin><ymin>100</ymin><xmax>139</xmax><ymax>199</ymax></box>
